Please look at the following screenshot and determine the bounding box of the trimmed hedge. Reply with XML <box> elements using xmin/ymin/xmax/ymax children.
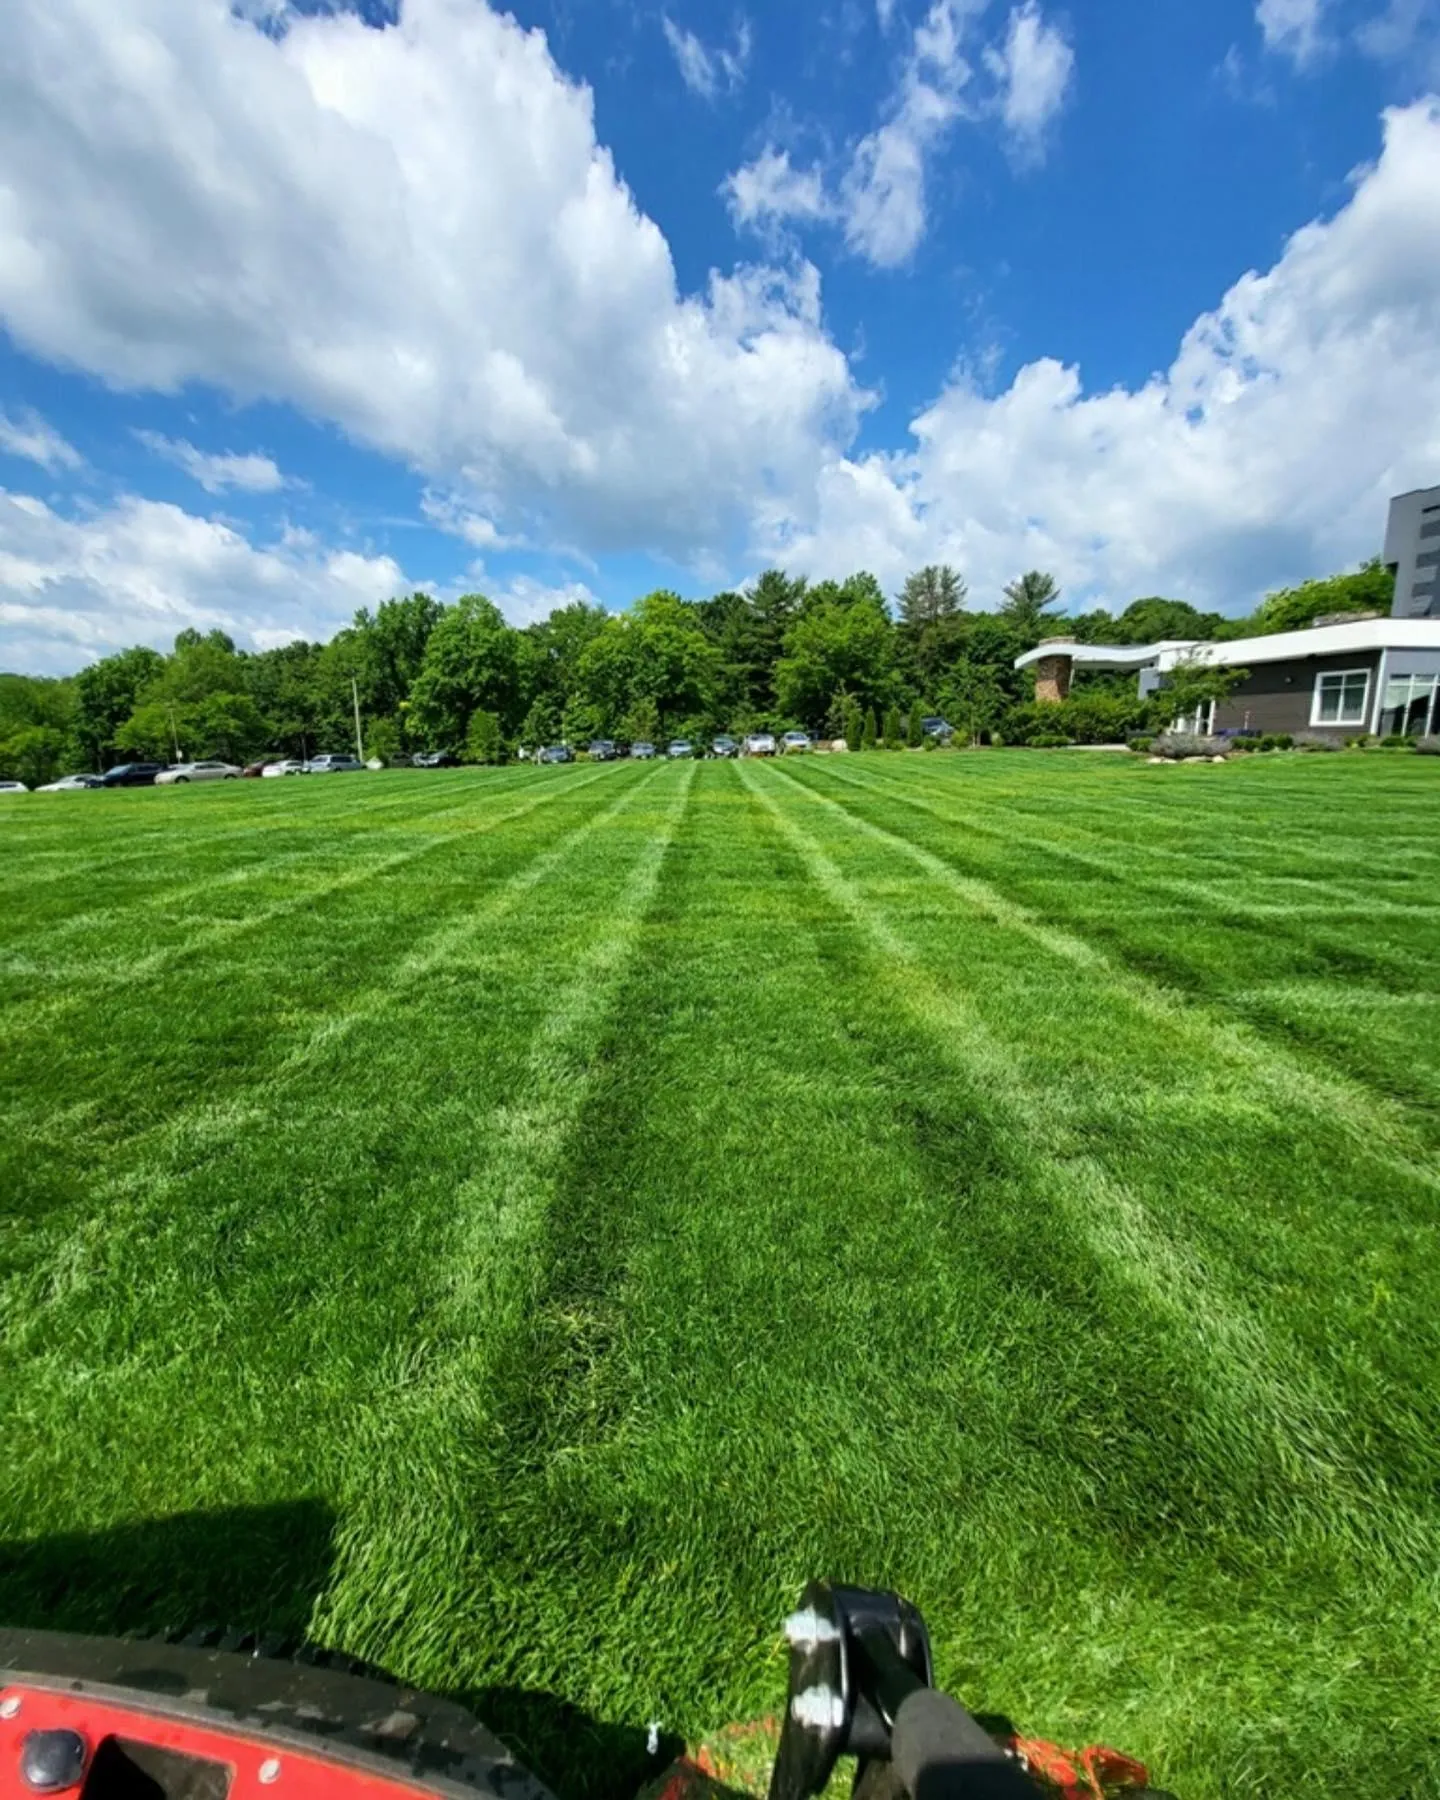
<box><xmin>1151</xmin><ymin>733</ymin><xmax>1228</xmax><ymax>760</ymax></box>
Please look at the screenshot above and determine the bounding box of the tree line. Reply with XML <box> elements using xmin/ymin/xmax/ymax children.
<box><xmin>0</xmin><ymin>557</ymin><xmax>1395</xmax><ymax>785</ymax></box>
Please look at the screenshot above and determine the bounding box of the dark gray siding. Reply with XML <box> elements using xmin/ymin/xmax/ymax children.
<box><xmin>1213</xmin><ymin>650</ymin><xmax>1381</xmax><ymax>736</ymax></box>
<box><xmin>1384</xmin><ymin>485</ymin><xmax>1440</xmax><ymax>618</ymax></box>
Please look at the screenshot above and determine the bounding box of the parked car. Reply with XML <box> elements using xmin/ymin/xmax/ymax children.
<box><xmin>743</xmin><ymin>733</ymin><xmax>777</xmax><ymax>756</ymax></box>
<box><xmin>921</xmin><ymin>716</ymin><xmax>954</xmax><ymax>740</ymax></box>
<box><xmin>588</xmin><ymin>740</ymin><xmax>619</xmax><ymax>762</ymax></box>
<box><xmin>781</xmin><ymin>732</ymin><xmax>811</xmax><ymax>754</ymax></box>
<box><xmin>711</xmin><ymin>735</ymin><xmax>739</xmax><ymax>758</ymax></box>
<box><xmin>155</xmin><ymin>760</ymin><xmax>241</xmax><ymax>785</ymax></box>
<box><xmin>667</xmin><ymin>739</ymin><xmax>694</xmax><ymax>759</ymax></box>
<box><xmin>306</xmin><ymin>754</ymin><xmax>366</xmax><ymax>774</ymax></box>
<box><xmin>411</xmin><ymin>751</ymin><xmax>460</xmax><ymax>767</ymax></box>
<box><xmin>36</xmin><ymin>774</ymin><xmax>102</xmax><ymax>792</ymax></box>
<box><xmin>261</xmin><ymin>759</ymin><xmax>308</xmax><ymax>778</ymax></box>
<box><xmin>630</xmin><ymin>741</ymin><xmax>656</xmax><ymax>760</ymax></box>
<box><xmin>537</xmin><ymin>744</ymin><xmax>574</xmax><ymax>764</ymax></box>
<box><xmin>100</xmin><ymin>762</ymin><xmax>167</xmax><ymax>787</ymax></box>
<box><xmin>0</xmin><ymin>780</ymin><xmax>28</xmax><ymax>794</ymax></box>
<box><xmin>241</xmin><ymin>760</ymin><xmax>271</xmax><ymax>778</ymax></box>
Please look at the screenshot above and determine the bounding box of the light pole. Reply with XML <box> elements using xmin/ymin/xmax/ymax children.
<box><xmin>352</xmin><ymin>678</ymin><xmax>365</xmax><ymax>763</ymax></box>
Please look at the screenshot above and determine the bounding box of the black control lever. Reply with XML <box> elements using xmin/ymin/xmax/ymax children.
<box><xmin>766</xmin><ymin>1583</ymin><xmax>1037</xmax><ymax>1800</ymax></box>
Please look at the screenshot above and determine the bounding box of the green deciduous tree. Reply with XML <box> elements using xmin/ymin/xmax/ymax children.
<box><xmin>72</xmin><ymin>647</ymin><xmax>166</xmax><ymax>766</ymax></box>
<box><xmin>774</xmin><ymin>587</ymin><xmax>896</xmax><ymax>730</ymax></box>
<box><xmin>619</xmin><ymin>697</ymin><xmax>660</xmax><ymax>745</ymax></box>
<box><xmin>520</xmin><ymin>696</ymin><xmax>562</xmax><ymax>749</ymax></box>
<box><xmin>1153</xmin><ymin>655</ymin><xmax>1250</xmax><ymax>732</ymax></box>
<box><xmin>190</xmin><ymin>692</ymin><xmax>270</xmax><ymax>762</ymax></box>
<box><xmin>464</xmin><ymin>710</ymin><xmax>504</xmax><ymax>764</ymax></box>
<box><xmin>1251</xmin><ymin>559</ymin><xmax>1394</xmax><ymax>634</ymax></box>
<box><xmin>0</xmin><ymin>725</ymin><xmax>67</xmax><ymax>787</ymax></box>
<box><xmin>1104</xmin><ymin>597</ymin><xmax>1232</xmax><ymax>645</ymax></box>
<box><xmin>937</xmin><ymin>663</ymin><xmax>1010</xmax><ymax>746</ymax></box>
<box><xmin>883</xmin><ymin>703</ymin><xmax>903</xmax><ymax>749</ymax></box>
<box><xmin>409</xmin><ymin>594</ymin><xmax>523</xmax><ymax>747</ymax></box>
<box><xmin>906</xmin><ymin>706</ymin><xmax>924</xmax><ymax>748</ymax></box>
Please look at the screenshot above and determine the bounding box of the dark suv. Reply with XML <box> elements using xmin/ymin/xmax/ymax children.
<box><xmin>538</xmin><ymin>744</ymin><xmax>574</xmax><ymax>764</ymax></box>
<box><xmin>101</xmin><ymin>762</ymin><xmax>167</xmax><ymax>787</ymax></box>
<box><xmin>588</xmin><ymin>740</ymin><xmax>619</xmax><ymax>762</ymax></box>
<box><xmin>711</xmin><ymin>735</ymin><xmax>739</xmax><ymax>758</ymax></box>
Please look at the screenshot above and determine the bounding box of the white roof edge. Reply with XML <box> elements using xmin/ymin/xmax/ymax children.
<box><xmin>1013</xmin><ymin>640</ymin><xmax>1186</xmax><ymax>671</ymax></box>
<box><xmin>1159</xmin><ymin>616</ymin><xmax>1440</xmax><ymax>668</ymax></box>
<box><xmin>1015</xmin><ymin>616</ymin><xmax>1440</xmax><ymax>672</ymax></box>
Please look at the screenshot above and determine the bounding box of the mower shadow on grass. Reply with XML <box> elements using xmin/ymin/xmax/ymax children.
<box><xmin>0</xmin><ymin>1497</ymin><xmax>337</xmax><ymax>1645</ymax></box>
<box><xmin>0</xmin><ymin>1506</ymin><xmax>686</xmax><ymax>1800</ymax></box>
<box><xmin>461</xmin><ymin>1686</ymin><xmax>684</xmax><ymax>1800</ymax></box>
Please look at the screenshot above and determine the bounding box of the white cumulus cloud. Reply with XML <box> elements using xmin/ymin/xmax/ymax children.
<box><xmin>1256</xmin><ymin>0</ymin><xmax>1329</xmax><ymax>64</ymax></box>
<box><xmin>420</xmin><ymin>488</ymin><xmax>521</xmax><ymax>550</ymax></box>
<box><xmin>0</xmin><ymin>0</ymin><xmax>858</xmax><ymax>564</ymax></box>
<box><xmin>986</xmin><ymin>1</ymin><xmax>1075</xmax><ymax>162</ymax></box>
<box><xmin>134</xmin><ymin>431</ymin><xmax>287</xmax><ymax>494</ymax></box>
<box><xmin>0</xmin><ymin>408</ymin><xmax>83</xmax><ymax>472</ymax></box>
<box><xmin>0</xmin><ymin>489</ymin><xmax>409</xmax><ymax>672</ymax></box>
<box><xmin>759</xmin><ymin>100</ymin><xmax>1440</xmax><ymax>615</ymax></box>
<box><xmin>722</xmin><ymin>148</ymin><xmax>834</xmax><ymax>233</ymax></box>
<box><xmin>841</xmin><ymin>0</ymin><xmax>979</xmax><ymax>266</ymax></box>
<box><xmin>730</xmin><ymin>0</ymin><xmax>1073</xmax><ymax>267</ymax></box>
<box><xmin>661</xmin><ymin>15</ymin><xmax>752</xmax><ymax>99</ymax></box>
<box><xmin>486</xmin><ymin>574</ymin><xmax>603</xmax><ymax>629</ymax></box>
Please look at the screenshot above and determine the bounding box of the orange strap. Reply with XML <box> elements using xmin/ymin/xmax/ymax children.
<box><xmin>1012</xmin><ymin>1736</ymin><xmax>1150</xmax><ymax>1799</ymax></box>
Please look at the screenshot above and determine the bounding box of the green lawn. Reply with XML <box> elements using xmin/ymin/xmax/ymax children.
<box><xmin>3</xmin><ymin>753</ymin><xmax>1439</xmax><ymax>1800</ymax></box>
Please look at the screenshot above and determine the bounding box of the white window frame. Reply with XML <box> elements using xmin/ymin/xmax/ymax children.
<box><xmin>1380</xmin><ymin>670</ymin><xmax>1440</xmax><ymax>738</ymax></box>
<box><xmin>1310</xmin><ymin>666</ymin><xmax>1371</xmax><ymax>728</ymax></box>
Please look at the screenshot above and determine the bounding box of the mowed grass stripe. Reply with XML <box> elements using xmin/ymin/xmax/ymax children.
<box><xmin>6</xmin><ymin>756</ymin><xmax>1440</xmax><ymax>1800</ymax></box>
<box><xmin>752</xmin><ymin>759</ymin><xmax>1440</xmax><ymax>1519</ymax></box>
<box><xmin>0</xmin><ymin>767</ymin><xmax>529</xmax><ymax>900</ymax></box>
<box><xmin>0</xmin><ymin>768</ymin><xmax>586</xmax><ymax>961</ymax></box>
<box><xmin>311</xmin><ymin>763</ymin><xmax>697</xmax><ymax>1672</ymax></box>
<box><xmin>343</xmin><ymin>757</ymin><xmax>1440</xmax><ymax>1800</ymax></box>
<box><xmin>0</xmin><ymin>767</ymin><xmax>651</xmax><ymax>1272</ymax></box>
<box><xmin>799</xmin><ymin>755</ymin><xmax>1440</xmax><ymax>1133</ymax></box>
<box><xmin>2</xmin><ymin>764</ymin><xmax>671</xmax><ymax>1321</ymax></box>
<box><xmin>845</xmin><ymin>757</ymin><xmax>1440</xmax><ymax>934</ymax></box>
<box><xmin>741</xmin><ymin>760</ymin><xmax>1386</xmax><ymax>1517</ymax></box>
<box><xmin>0</xmin><ymin>765</ymin><xmax>626</xmax><ymax>1026</ymax></box>
<box><xmin>0</xmin><ymin>766</ymin><xmax>640</xmax><ymax>1314</ymax></box>
<box><xmin>0</xmin><ymin>764</ymin><xmax>691</xmax><ymax>1573</ymax></box>
<box><xmin>782</xmin><ymin>757</ymin><xmax>1439</xmax><ymax>1175</ymax></box>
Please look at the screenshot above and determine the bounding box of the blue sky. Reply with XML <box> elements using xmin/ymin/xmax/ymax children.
<box><xmin>1</xmin><ymin>0</ymin><xmax>1439</xmax><ymax>671</ymax></box>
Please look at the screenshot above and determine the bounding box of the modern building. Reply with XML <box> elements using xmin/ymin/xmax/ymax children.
<box><xmin>1385</xmin><ymin>484</ymin><xmax>1440</xmax><ymax>619</ymax></box>
<box><xmin>1016</xmin><ymin>487</ymin><xmax>1440</xmax><ymax>738</ymax></box>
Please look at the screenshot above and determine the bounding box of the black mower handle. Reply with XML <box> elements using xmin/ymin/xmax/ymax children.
<box><xmin>856</xmin><ymin>1626</ymin><xmax>1034</xmax><ymax>1800</ymax></box>
<box><xmin>892</xmin><ymin>1690</ymin><xmax>1037</xmax><ymax>1800</ymax></box>
<box><xmin>768</xmin><ymin>1584</ymin><xmax>1039</xmax><ymax>1800</ymax></box>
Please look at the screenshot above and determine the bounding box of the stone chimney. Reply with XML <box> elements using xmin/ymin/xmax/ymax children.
<box><xmin>1032</xmin><ymin>641</ymin><xmax>1073</xmax><ymax>704</ymax></box>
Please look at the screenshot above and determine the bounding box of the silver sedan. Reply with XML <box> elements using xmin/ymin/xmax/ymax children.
<box><xmin>155</xmin><ymin>761</ymin><xmax>241</xmax><ymax>784</ymax></box>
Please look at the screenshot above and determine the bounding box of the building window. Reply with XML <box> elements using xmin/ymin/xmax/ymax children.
<box><xmin>1176</xmin><ymin>699</ymin><xmax>1215</xmax><ymax>734</ymax></box>
<box><xmin>1311</xmin><ymin>668</ymin><xmax>1370</xmax><ymax>727</ymax></box>
<box><xmin>1381</xmin><ymin>673</ymin><xmax>1439</xmax><ymax>738</ymax></box>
